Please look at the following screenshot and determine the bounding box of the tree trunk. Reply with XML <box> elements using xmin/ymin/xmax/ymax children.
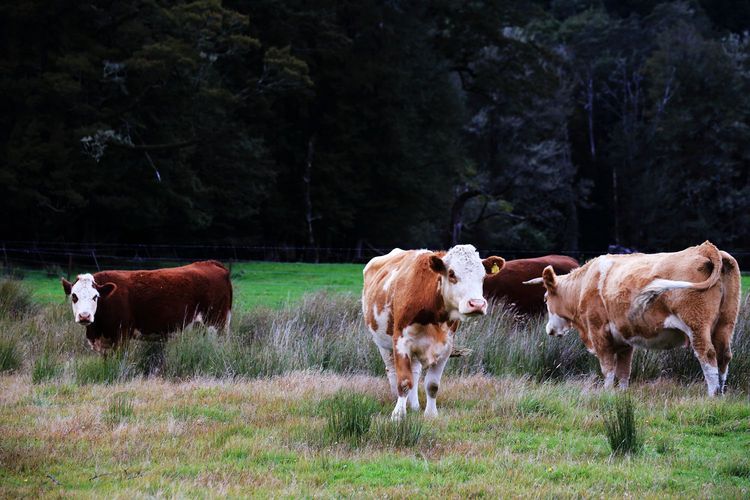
<box><xmin>303</xmin><ymin>134</ymin><xmax>318</xmax><ymax>262</ymax></box>
<box><xmin>586</xmin><ymin>73</ymin><xmax>596</xmax><ymax>160</ymax></box>
<box><xmin>446</xmin><ymin>189</ymin><xmax>482</xmax><ymax>247</ymax></box>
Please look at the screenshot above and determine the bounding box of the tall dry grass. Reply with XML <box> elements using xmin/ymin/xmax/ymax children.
<box><xmin>0</xmin><ymin>278</ymin><xmax>748</xmax><ymax>392</ymax></box>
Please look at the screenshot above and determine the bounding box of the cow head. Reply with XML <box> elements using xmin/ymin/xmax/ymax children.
<box><xmin>430</xmin><ymin>244</ymin><xmax>505</xmax><ymax>320</ymax></box>
<box><xmin>524</xmin><ymin>265</ymin><xmax>573</xmax><ymax>337</ymax></box>
<box><xmin>61</xmin><ymin>274</ymin><xmax>117</xmax><ymax>327</ymax></box>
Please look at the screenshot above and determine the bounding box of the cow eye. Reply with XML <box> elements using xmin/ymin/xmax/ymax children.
<box><xmin>448</xmin><ymin>270</ymin><xmax>457</xmax><ymax>283</ymax></box>
<box><xmin>93</xmin><ymin>296</ymin><xmax>98</xmax><ymax>302</ymax></box>
<box><xmin>71</xmin><ymin>294</ymin><xmax>78</xmax><ymax>303</ymax></box>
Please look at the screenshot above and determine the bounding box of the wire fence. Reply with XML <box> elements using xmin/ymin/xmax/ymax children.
<box><xmin>2</xmin><ymin>241</ymin><xmax>750</xmax><ymax>277</ymax></box>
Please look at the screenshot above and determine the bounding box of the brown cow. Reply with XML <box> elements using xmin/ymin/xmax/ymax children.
<box><xmin>61</xmin><ymin>261</ymin><xmax>233</xmax><ymax>353</ymax></box>
<box><xmin>362</xmin><ymin>245</ymin><xmax>505</xmax><ymax>419</ymax></box>
<box><xmin>483</xmin><ymin>255</ymin><xmax>579</xmax><ymax>314</ymax></box>
<box><xmin>525</xmin><ymin>242</ymin><xmax>740</xmax><ymax>395</ymax></box>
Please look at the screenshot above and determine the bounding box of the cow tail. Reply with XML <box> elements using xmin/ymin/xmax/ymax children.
<box><xmin>629</xmin><ymin>242</ymin><xmax>722</xmax><ymax>320</ymax></box>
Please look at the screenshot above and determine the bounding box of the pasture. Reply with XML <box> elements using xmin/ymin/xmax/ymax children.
<box><xmin>18</xmin><ymin>261</ymin><xmax>364</xmax><ymax>310</ymax></box>
<box><xmin>1</xmin><ymin>266</ymin><xmax>749</xmax><ymax>497</ymax></box>
<box><xmin>18</xmin><ymin>262</ymin><xmax>750</xmax><ymax>309</ymax></box>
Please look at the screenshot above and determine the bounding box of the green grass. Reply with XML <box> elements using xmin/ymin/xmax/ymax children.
<box><xmin>603</xmin><ymin>395</ymin><xmax>643</xmax><ymax>456</ymax></box>
<box><xmin>13</xmin><ymin>265</ymin><xmax>750</xmax><ymax>311</ymax></box>
<box><xmin>19</xmin><ymin>261</ymin><xmax>364</xmax><ymax>310</ymax></box>
<box><xmin>1</xmin><ymin>375</ymin><xmax>748</xmax><ymax>497</ymax></box>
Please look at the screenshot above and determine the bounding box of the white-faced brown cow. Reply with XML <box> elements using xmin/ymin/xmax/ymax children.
<box><xmin>362</xmin><ymin>245</ymin><xmax>505</xmax><ymax>419</ymax></box>
<box><xmin>61</xmin><ymin>261</ymin><xmax>232</xmax><ymax>353</ymax></box>
<box><xmin>525</xmin><ymin>241</ymin><xmax>740</xmax><ymax>396</ymax></box>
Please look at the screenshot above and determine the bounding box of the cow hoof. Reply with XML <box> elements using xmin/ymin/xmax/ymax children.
<box><xmin>391</xmin><ymin>408</ymin><xmax>406</xmax><ymax>421</ymax></box>
<box><xmin>424</xmin><ymin>408</ymin><xmax>438</xmax><ymax>418</ymax></box>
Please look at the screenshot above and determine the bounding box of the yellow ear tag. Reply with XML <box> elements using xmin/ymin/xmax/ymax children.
<box><xmin>491</xmin><ymin>263</ymin><xmax>500</xmax><ymax>274</ymax></box>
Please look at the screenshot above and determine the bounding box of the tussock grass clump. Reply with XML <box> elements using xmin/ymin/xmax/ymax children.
<box><xmin>0</xmin><ymin>279</ymin><xmax>35</xmax><ymax>319</ymax></box>
<box><xmin>75</xmin><ymin>352</ymin><xmax>134</xmax><ymax>385</ymax></box>
<box><xmin>721</xmin><ymin>459</ymin><xmax>750</xmax><ymax>479</ymax></box>
<box><xmin>0</xmin><ymin>335</ymin><xmax>22</xmax><ymax>373</ymax></box>
<box><xmin>321</xmin><ymin>390</ymin><xmax>381</xmax><ymax>446</ymax></box>
<box><xmin>104</xmin><ymin>392</ymin><xmax>134</xmax><ymax>426</ymax></box>
<box><xmin>450</xmin><ymin>304</ymin><xmax>596</xmax><ymax>381</ymax></box>
<box><xmin>368</xmin><ymin>413</ymin><xmax>425</xmax><ymax>447</ymax></box>
<box><xmin>163</xmin><ymin>327</ymin><xmax>225</xmax><ymax>379</ymax></box>
<box><xmin>603</xmin><ymin>395</ymin><xmax>643</xmax><ymax>456</ymax></box>
<box><xmin>516</xmin><ymin>394</ymin><xmax>564</xmax><ymax>417</ymax></box>
<box><xmin>31</xmin><ymin>351</ymin><xmax>62</xmax><ymax>383</ymax></box>
<box><xmin>230</xmin><ymin>292</ymin><xmax>381</xmax><ymax>376</ymax></box>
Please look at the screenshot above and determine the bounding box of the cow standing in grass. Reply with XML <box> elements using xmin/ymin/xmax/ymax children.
<box><xmin>483</xmin><ymin>255</ymin><xmax>579</xmax><ymax>314</ymax></box>
<box><xmin>362</xmin><ymin>245</ymin><xmax>505</xmax><ymax>419</ymax></box>
<box><xmin>526</xmin><ymin>241</ymin><xmax>740</xmax><ymax>395</ymax></box>
<box><xmin>62</xmin><ymin>260</ymin><xmax>233</xmax><ymax>354</ymax></box>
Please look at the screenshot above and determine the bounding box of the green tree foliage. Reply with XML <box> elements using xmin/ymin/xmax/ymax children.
<box><xmin>1</xmin><ymin>0</ymin><xmax>748</xmax><ymax>253</ymax></box>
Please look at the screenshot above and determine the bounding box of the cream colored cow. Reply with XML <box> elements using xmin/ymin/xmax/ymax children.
<box><xmin>526</xmin><ymin>241</ymin><xmax>740</xmax><ymax>395</ymax></box>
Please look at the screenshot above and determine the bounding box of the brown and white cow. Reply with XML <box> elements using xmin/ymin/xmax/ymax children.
<box><xmin>61</xmin><ymin>260</ymin><xmax>233</xmax><ymax>353</ymax></box>
<box><xmin>483</xmin><ymin>255</ymin><xmax>579</xmax><ymax>314</ymax></box>
<box><xmin>525</xmin><ymin>241</ymin><xmax>740</xmax><ymax>396</ymax></box>
<box><xmin>363</xmin><ymin>245</ymin><xmax>505</xmax><ymax>419</ymax></box>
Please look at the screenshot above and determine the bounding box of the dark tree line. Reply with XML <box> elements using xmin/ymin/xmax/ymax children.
<box><xmin>1</xmin><ymin>0</ymin><xmax>749</xmax><ymax>253</ymax></box>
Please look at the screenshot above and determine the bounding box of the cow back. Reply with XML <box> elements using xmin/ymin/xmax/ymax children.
<box><xmin>89</xmin><ymin>261</ymin><xmax>232</xmax><ymax>345</ymax></box>
<box><xmin>483</xmin><ymin>255</ymin><xmax>579</xmax><ymax>314</ymax></box>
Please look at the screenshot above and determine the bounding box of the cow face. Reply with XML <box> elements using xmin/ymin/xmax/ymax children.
<box><xmin>61</xmin><ymin>274</ymin><xmax>116</xmax><ymax>326</ymax></box>
<box><xmin>430</xmin><ymin>244</ymin><xmax>505</xmax><ymax>320</ymax></box>
<box><xmin>534</xmin><ymin>266</ymin><xmax>574</xmax><ymax>337</ymax></box>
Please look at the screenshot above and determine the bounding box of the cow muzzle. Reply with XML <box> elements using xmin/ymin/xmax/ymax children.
<box><xmin>77</xmin><ymin>312</ymin><xmax>93</xmax><ymax>325</ymax></box>
<box><xmin>461</xmin><ymin>298</ymin><xmax>487</xmax><ymax>316</ymax></box>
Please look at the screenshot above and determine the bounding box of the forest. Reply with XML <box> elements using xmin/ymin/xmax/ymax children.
<box><xmin>2</xmin><ymin>0</ymin><xmax>749</xmax><ymax>254</ymax></box>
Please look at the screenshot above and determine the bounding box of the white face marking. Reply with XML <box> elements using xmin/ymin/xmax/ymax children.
<box><xmin>70</xmin><ymin>274</ymin><xmax>100</xmax><ymax>325</ymax></box>
<box><xmin>545</xmin><ymin>312</ymin><xmax>571</xmax><ymax>337</ymax></box>
<box><xmin>440</xmin><ymin>244</ymin><xmax>487</xmax><ymax>318</ymax></box>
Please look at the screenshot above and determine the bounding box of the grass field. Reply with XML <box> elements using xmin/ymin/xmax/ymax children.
<box><xmin>2</xmin><ymin>374</ymin><xmax>749</xmax><ymax>497</ymax></box>
<box><xmin>14</xmin><ymin>263</ymin><xmax>750</xmax><ymax>312</ymax></box>
<box><xmin>1</xmin><ymin>266</ymin><xmax>749</xmax><ymax>497</ymax></box>
<box><xmin>18</xmin><ymin>261</ymin><xmax>365</xmax><ymax>310</ymax></box>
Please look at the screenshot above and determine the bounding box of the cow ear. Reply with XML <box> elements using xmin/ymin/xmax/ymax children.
<box><xmin>482</xmin><ymin>256</ymin><xmax>505</xmax><ymax>275</ymax></box>
<box><xmin>542</xmin><ymin>265</ymin><xmax>558</xmax><ymax>292</ymax></box>
<box><xmin>429</xmin><ymin>255</ymin><xmax>447</xmax><ymax>275</ymax></box>
<box><xmin>61</xmin><ymin>278</ymin><xmax>72</xmax><ymax>296</ymax></box>
<box><xmin>96</xmin><ymin>282</ymin><xmax>117</xmax><ymax>298</ymax></box>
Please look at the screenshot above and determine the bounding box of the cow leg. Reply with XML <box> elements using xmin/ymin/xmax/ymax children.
<box><xmin>224</xmin><ymin>310</ymin><xmax>232</xmax><ymax>334</ymax></box>
<box><xmin>424</xmin><ymin>354</ymin><xmax>450</xmax><ymax>418</ymax></box>
<box><xmin>407</xmin><ymin>359</ymin><xmax>422</xmax><ymax>412</ymax></box>
<box><xmin>591</xmin><ymin>325</ymin><xmax>616</xmax><ymax>389</ymax></box>
<box><xmin>690</xmin><ymin>325</ymin><xmax>720</xmax><ymax>397</ymax></box>
<box><xmin>391</xmin><ymin>337</ymin><xmax>414</xmax><ymax>421</ymax></box>
<box><xmin>377</xmin><ymin>347</ymin><xmax>398</xmax><ymax>398</ymax></box>
<box><xmin>614</xmin><ymin>346</ymin><xmax>634</xmax><ymax>389</ymax></box>
<box><xmin>713</xmin><ymin>325</ymin><xmax>733</xmax><ymax>394</ymax></box>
